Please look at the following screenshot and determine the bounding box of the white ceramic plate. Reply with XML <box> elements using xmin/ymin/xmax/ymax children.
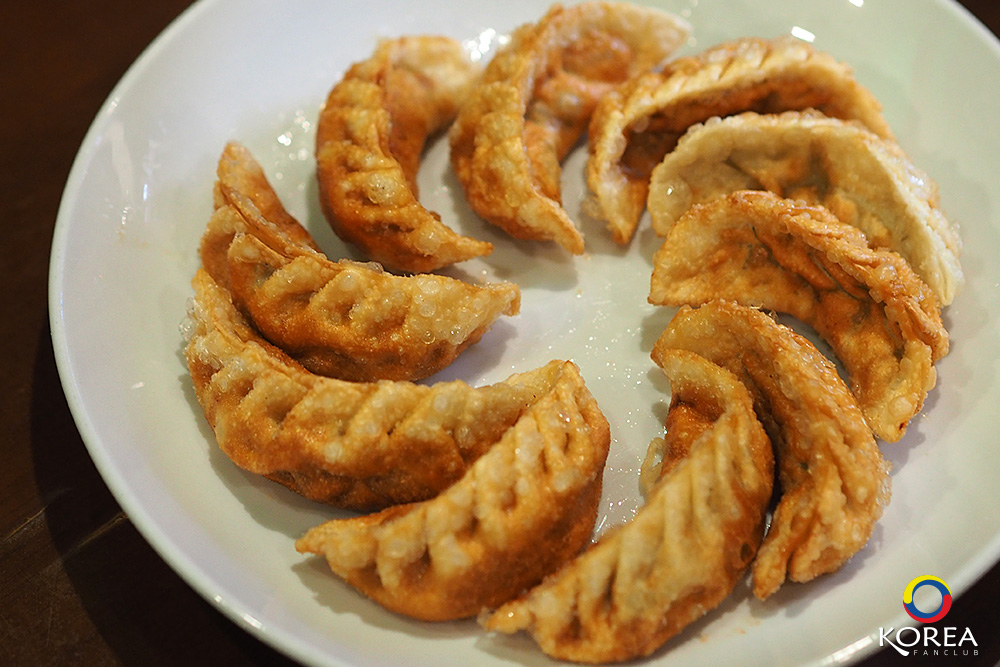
<box><xmin>50</xmin><ymin>0</ymin><xmax>1000</xmax><ymax>664</ymax></box>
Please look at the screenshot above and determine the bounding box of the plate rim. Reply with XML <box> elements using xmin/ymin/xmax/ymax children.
<box><xmin>46</xmin><ymin>0</ymin><xmax>1000</xmax><ymax>665</ymax></box>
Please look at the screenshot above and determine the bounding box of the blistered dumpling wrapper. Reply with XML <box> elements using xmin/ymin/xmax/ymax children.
<box><xmin>295</xmin><ymin>360</ymin><xmax>611</xmax><ymax>621</ymax></box>
<box><xmin>204</xmin><ymin>141</ymin><xmax>520</xmax><ymax>382</ymax></box>
<box><xmin>586</xmin><ymin>35</ymin><xmax>893</xmax><ymax>245</ymax></box>
<box><xmin>647</xmin><ymin>111</ymin><xmax>963</xmax><ymax>305</ymax></box>
<box><xmin>450</xmin><ymin>1</ymin><xmax>689</xmax><ymax>253</ymax></box>
<box><xmin>316</xmin><ymin>36</ymin><xmax>492</xmax><ymax>273</ymax></box>
<box><xmin>653</xmin><ymin>301</ymin><xmax>891</xmax><ymax>600</ymax></box>
<box><xmin>650</xmin><ymin>190</ymin><xmax>947</xmax><ymax>441</ymax></box>
<box><xmin>185</xmin><ymin>269</ymin><xmax>557</xmax><ymax>512</ymax></box>
<box><xmin>481</xmin><ymin>349</ymin><xmax>773</xmax><ymax>663</ymax></box>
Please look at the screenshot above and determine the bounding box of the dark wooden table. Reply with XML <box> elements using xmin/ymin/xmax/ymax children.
<box><xmin>3</xmin><ymin>1</ymin><xmax>998</xmax><ymax>665</ymax></box>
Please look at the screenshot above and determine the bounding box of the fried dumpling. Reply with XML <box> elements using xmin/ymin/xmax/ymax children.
<box><xmin>226</xmin><ymin>233</ymin><xmax>519</xmax><ymax>382</ymax></box>
<box><xmin>213</xmin><ymin>141</ymin><xmax>320</xmax><ymax>252</ymax></box>
<box><xmin>316</xmin><ymin>36</ymin><xmax>492</xmax><ymax>273</ymax></box>
<box><xmin>586</xmin><ymin>35</ymin><xmax>893</xmax><ymax>245</ymax></box>
<box><xmin>185</xmin><ymin>269</ymin><xmax>553</xmax><ymax>511</ymax></box>
<box><xmin>649</xmin><ymin>190</ymin><xmax>947</xmax><ymax>442</ymax></box>
<box><xmin>449</xmin><ymin>2</ymin><xmax>689</xmax><ymax>254</ymax></box>
<box><xmin>203</xmin><ymin>142</ymin><xmax>520</xmax><ymax>382</ymax></box>
<box><xmin>295</xmin><ymin>360</ymin><xmax>610</xmax><ymax>621</ymax></box>
<box><xmin>201</xmin><ymin>142</ymin><xmax>319</xmax><ymax>287</ymax></box>
<box><xmin>653</xmin><ymin>301</ymin><xmax>891</xmax><ymax>600</ymax></box>
<box><xmin>481</xmin><ymin>349</ymin><xmax>772</xmax><ymax>663</ymax></box>
<box><xmin>647</xmin><ymin>110</ymin><xmax>964</xmax><ymax>305</ymax></box>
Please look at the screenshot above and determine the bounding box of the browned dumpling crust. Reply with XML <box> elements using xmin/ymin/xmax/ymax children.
<box><xmin>185</xmin><ymin>269</ymin><xmax>557</xmax><ymax>511</ymax></box>
<box><xmin>653</xmin><ymin>301</ymin><xmax>891</xmax><ymax>600</ymax></box>
<box><xmin>449</xmin><ymin>1</ymin><xmax>689</xmax><ymax>254</ymax></box>
<box><xmin>585</xmin><ymin>35</ymin><xmax>893</xmax><ymax>245</ymax></box>
<box><xmin>316</xmin><ymin>36</ymin><xmax>492</xmax><ymax>273</ymax></box>
<box><xmin>225</xmin><ymin>233</ymin><xmax>519</xmax><ymax>381</ymax></box>
<box><xmin>649</xmin><ymin>190</ymin><xmax>948</xmax><ymax>442</ymax></box>
<box><xmin>295</xmin><ymin>359</ymin><xmax>611</xmax><ymax>621</ymax></box>
<box><xmin>175</xmin><ymin>7</ymin><xmax>961</xmax><ymax>660</ymax></box>
<box><xmin>213</xmin><ymin>141</ymin><xmax>320</xmax><ymax>251</ymax></box>
<box><xmin>647</xmin><ymin>110</ymin><xmax>964</xmax><ymax>305</ymax></box>
<box><xmin>201</xmin><ymin>142</ymin><xmax>320</xmax><ymax>287</ymax></box>
<box><xmin>203</xmin><ymin>142</ymin><xmax>520</xmax><ymax>382</ymax></box>
<box><xmin>481</xmin><ymin>349</ymin><xmax>772</xmax><ymax>663</ymax></box>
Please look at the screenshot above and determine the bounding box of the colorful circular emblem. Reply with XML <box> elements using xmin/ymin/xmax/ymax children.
<box><xmin>903</xmin><ymin>576</ymin><xmax>952</xmax><ymax>623</ymax></box>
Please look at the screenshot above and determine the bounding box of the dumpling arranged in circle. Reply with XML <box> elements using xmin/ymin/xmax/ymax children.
<box><xmin>481</xmin><ymin>349</ymin><xmax>772</xmax><ymax>662</ymax></box>
<box><xmin>653</xmin><ymin>301</ymin><xmax>891</xmax><ymax>600</ymax></box>
<box><xmin>646</xmin><ymin>110</ymin><xmax>964</xmax><ymax>305</ymax></box>
<box><xmin>185</xmin><ymin>268</ymin><xmax>569</xmax><ymax>512</ymax></box>
<box><xmin>295</xmin><ymin>359</ymin><xmax>610</xmax><ymax>621</ymax></box>
<box><xmin>450</xmin><ymin>1</ymin><xmax>690</xmax><ymax>254</ymax></box>
<box><xmin>204</xmin><ymin>142</ymin><xmax>520</xmax><ymax>382</ymax></box>
<box><xmin>315</xmin><ymin>36</ymin><xmax>492</xmax><ymax>273</ymax></box>
<box><xmin>585</xmin><ymin>35</ymin><xmax>893</xmax><ymax>245</ymax></box>
<box><xmin>649</xmin><ymin>190</ymin><xmax>948</xmax><ymax>442</ymax></box>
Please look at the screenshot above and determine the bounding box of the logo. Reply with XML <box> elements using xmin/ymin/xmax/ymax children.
<box><xmin>903</xmin><ymin>575</ymin><xmax>952</xmax><ymax>623</ymax></box>
<box><xmin>878</xmin><ymin>575</ymin><xmax>978</xmax><ymax>658</ymax></box>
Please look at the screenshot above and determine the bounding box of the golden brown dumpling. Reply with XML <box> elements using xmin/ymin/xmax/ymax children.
<box><xmin>214</xmin><ymin>141</ymin><xmax>321</xmax><ymax>252</ymax></box>
<box><xmin>203</xmin><ymin>142</ymin><xmax>520</xmax><ymax>382</ymax></box>
<box><xmin>649</xmin><ymin>190</ymin><xmax>948</xmax><ymax>441</ymax></box>
<box><xmin>586</xmin><ymin>35</ymin><xmax>893</xmax><ymax>245</ymax></box>
<box><xmin>653</xmin><ymin>301</ymin><xmax>891</xmax><ymax>600</ymax></box>
<box><xmin>295</xmin><ymin>360</ymin><xmax>610</xmax><ymax>621</ymax></box>
<box><xmin>185</xmin><ymin>269</ymin><xmax>557</xmax><ymax>511</ymax></box>
<box><xmin>316</xmin><ymin>36</ymin><xmax>492</xmax><ymax>272</ymax></box>
<box><xmin>450</xmin><ymin>2</ymin><xmax>689</xmax><ymax>253</ymax></box>
<box><xmin>201</xmin><ymin>142</ymin><xmax>319</xmax><ymax>287</ymax></box>
<box><xmin>225</xmin><ymin>232</ymin><xmax>519</xmax><ymax>381</ymax></box>
<box><xmin>647</xmin><ymin>111</ymin><xmax>963</xmax><ymax>305</ymax></box>
<box><xmin>481</xmin><ymin>349</ymin><xmax>772</xmax><ymax>663</ymax></box>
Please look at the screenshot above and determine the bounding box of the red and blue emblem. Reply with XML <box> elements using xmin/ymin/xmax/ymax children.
<box><xmin>902</xmin><ymin>576</ymin><xmax>952</xmax><ymax>623</ymax></box>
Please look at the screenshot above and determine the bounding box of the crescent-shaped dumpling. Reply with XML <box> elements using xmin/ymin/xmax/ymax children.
<box><xmin>203</xmin><ymin>142</ymin><xmax>520</xmax><ymax>382</ymax></box>
<box><xmin>185</xmin><ymin>269</ymin><xmax>555</xmax><ymax>512</ymax></box>
<box><xmin>649</xmin><ymin>190</ymin><xmax>947</xmax><ymax>442</ymax></box>
<box><xmin>315</xmin><ymin>36</ymin><xmax>492</xmax><ymax>273</ymax></box>
<box><xmin>653</xmin><ymin>301</ymin><xmax>891</xmax><ymax>600</ymax></box>
<box><xmin>449</xmin><ymin>2</ymin><xmax>690</xmax><ymax>254</ymax></box>
<box><xmin>647</xmin><ymin>110</ymin><xmax>964</xmax><ymax>305</ymax></box>
<box><xmin>294</xmin><ymin>359</ymin><xmax>611</xmax><ymax>621</ymax></box>
<box><xmin>201</xmin><ymin>142</ymin><xmax>319</xmax><ymax>286</ymax></box>
<box><xmin>225</xmin><ymin>234</ymin><xmax>519</xmax><ymax>381</ymax></box>
<box><xmin>214</xmin><ymin>141</ymin><xmax>321</xmax><ymax>252</ymax></box>
<box><xmin>481</xmin><ymin>349</ymin><xmax>772</xmax><ymax>663</ymax></box>
<box><xmin>586</xmin><ymin>35</ymin><xmax>893</xmax><ymax>245</ymax></box>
